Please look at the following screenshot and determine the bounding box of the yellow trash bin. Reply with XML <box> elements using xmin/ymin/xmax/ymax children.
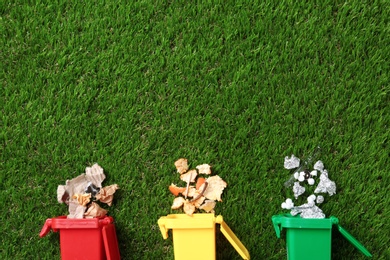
<box><xmin>158</xmin><ymin>213</ymin><xmax>250</xmax><ymax>260</ymax></box>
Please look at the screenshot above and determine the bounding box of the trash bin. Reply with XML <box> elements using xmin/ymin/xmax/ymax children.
<box><xmin>272</xmin><ymin>214</ymin><xmax>372</xmax><ymax>260</ymax></box>
<box><xmin>158</xmin><ymin>213</ymin><xmax>250</xmax><ymax>260</ymax></box>
<box><xmin>40</xmin><ymin>216</ymin><xmax>120</xmax><ymax>260</ymax></box>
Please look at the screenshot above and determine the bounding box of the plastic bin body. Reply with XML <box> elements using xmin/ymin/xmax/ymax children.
<box><xmin>272</xmin><ymin>214</ymin><xmax>372</xmax><ymax>260</ymax></box>
<box><xmin>158</xmin><ymin>213</ymin><xmax>250</xmax><ymax>260</ymax></box>
<box><xmin>40</xmin><ymin>216</ymin><xmax>120</xmax><ymax>260</ymax></box>
<box><xmin>159</xmin><ymin>214</ymin><xmax>216</xmax><ymax>260</ymax></box>
<box><xmin>283</xmin><ymin>218</ymin><xmax>333</xmax><ymax>260</ymax></box>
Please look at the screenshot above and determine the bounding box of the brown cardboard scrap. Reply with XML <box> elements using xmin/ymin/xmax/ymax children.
<box><xmin>67</xmin><ymin>199</ymin><xmax>87</xmax><ymax>219</ymax></box>
<box><xmin>72</xmin><ymin>193</ymin><xmax>92</xmax><ymax>207</ymax></box>
<box><xmin>84</xmin><ymin>202</ymin><xmax>108</xmax><ymax>218</ymax></box>
<box><xmin>95</xmin><ymin>184</ymin><xmax>119</xmax><ymax>206</ymax></box>
<box><xmin>85</xmin><ymin>163</ymin><xmax>106</xmax><ymax>188</ymax></box>
<box><xmin>57</xmin><ymin>185</ymin><xmax>69</xmax><ymax>204</ymax></box>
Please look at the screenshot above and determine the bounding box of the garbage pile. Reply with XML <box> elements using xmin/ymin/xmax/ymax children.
<box><xmin>168</xmin><ymin>158</ymin><xmax>227</xmax><ymax>216</ymax></box>
<box><xmin>57</xmin><ymin>163</ymin><xmax>119</xmax><ymax>218</ymax></box>
<box><xmin>282</xmin><ymin>152</ymin><xmax>336</xmax><ymax>218</ymax></box>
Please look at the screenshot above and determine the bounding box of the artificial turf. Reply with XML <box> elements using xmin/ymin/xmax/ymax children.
<box><xmin>1</xmin><ymin>1</ymin><xmax>389</xmax><ymax>259</ymax></box>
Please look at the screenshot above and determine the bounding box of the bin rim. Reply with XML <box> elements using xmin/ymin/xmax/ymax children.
<box><xmin>40</xmin><ymin>216</ymin><xmax>114</xmax><ymax>235</ymax></box>
<box><xmin>272</xmin><ymin>214</ymin><xmax>337</xmax><ymax>230</ymax></box>
<box><xmin>158</xmin><ymin>213</ymin><xmax>250</xmax><ymax>260</ymax></box>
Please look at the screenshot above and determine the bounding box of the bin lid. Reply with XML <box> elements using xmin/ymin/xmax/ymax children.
<box><xmin>335</xmin><ymin>223</ymin><xmax>372</xmax><ymax>257</ymax></box>
<box><xmin>102</xmin><ymin>223</ymin><xmax>121</xmax><ymax>260</ymax></box>
<box><xmin>216</xmin><ymin>215</ymin><xmax>250</xmax><ymax>260</ymax></box>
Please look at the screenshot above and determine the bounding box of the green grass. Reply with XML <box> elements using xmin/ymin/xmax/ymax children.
<box><xmin>1</xmin><ymin>1</ymin><xmax>389</xmax><ymax>259</ymax></box>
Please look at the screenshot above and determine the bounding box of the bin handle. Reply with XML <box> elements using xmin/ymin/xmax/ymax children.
<box><xmin>271</xmin><ymin>215</ymin><xmax>281</xmax><ymax>238</ymax></box>
<box><xmin>157</xmin><ymin>217</ymin><xmax>169</xmax><ymax>239</ymax></box>
<box><xmin>101</xmin><ymin>216</ymin><xmax>114</xmax><ymax>225</ymax></box>
<box><xmin>216</xmin><ymin>215</ymin><xmax>250</xmax><ymax>260</ymax></box>
<box><xmin>39</xmin><ymin>218</ymin><xmax>53</xmax><ymax>238</ymax></box>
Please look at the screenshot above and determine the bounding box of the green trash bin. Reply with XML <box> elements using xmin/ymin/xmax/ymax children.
<box><xmin>272</xmin><ymin>214</ymin><xmax>372</xmax><ymax>260</ymax></box>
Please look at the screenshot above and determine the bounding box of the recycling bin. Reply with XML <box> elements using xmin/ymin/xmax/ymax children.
<box><xmin>272</xmin><ymin>214</ymin><xmax>372</xmax><ymax>260</ymax></box>
<box><xmin>158</xmin><ymin>213</ymin><xmax>250</xmax><ymax>260</ymax></box>
<box><xmin>40</xmin><ymin>216</ymin><xmax>120</xmax><ymax>260</ymax></box>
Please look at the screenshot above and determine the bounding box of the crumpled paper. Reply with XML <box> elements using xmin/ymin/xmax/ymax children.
<box><xmin>95</xmin><ymin>184</ymin><xmax>119</xmax><ymax>206</ymax></box>
<box><xmin>84</xmin><ymin>202</ymin><xmax>108</xmax><ymax>218</ymax></box>
<box><xmin>56</xmin><ymin>163</ymin><xmax>119</xmax><ymax>219</ymax></box>
<box><xmin>73</xmin><ymin>193</ymin><xmax>92</xmax><ymax>206</ymax></box>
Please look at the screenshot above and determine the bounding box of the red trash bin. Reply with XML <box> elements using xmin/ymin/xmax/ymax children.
<box><xmin>40</xmin><ymin>216</ymin><xmax>120</xmax><ymax>260</ymax></box>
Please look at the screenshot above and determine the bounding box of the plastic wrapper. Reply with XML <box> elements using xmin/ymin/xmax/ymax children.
<box><xmin>85</xmin><ymin>182</ymin><xmax>101</xmax><ymax>199</ymax></box>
